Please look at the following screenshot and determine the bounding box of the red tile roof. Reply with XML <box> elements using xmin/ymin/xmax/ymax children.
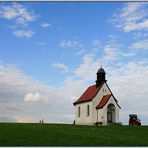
<box><xmin>73</xmin><ymin>82</ymin><xmax>104</xmax><ymax>105</ymax></box>
<box><xmin>96</xmin><ymin>94</ymin><xmax>112</xmax><ymax>109</ymax></box>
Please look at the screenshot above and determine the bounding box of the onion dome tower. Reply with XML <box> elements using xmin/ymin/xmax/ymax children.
<box><xmin>96</xmin><ymin>66</ymin><xmax>107</xmax><ymax>87</ymax></box>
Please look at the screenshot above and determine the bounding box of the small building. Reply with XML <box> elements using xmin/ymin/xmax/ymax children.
<box><xmin>73</xmin><ymin>67</ymin><xmax>121</xmax><ymax>125</ymax></box>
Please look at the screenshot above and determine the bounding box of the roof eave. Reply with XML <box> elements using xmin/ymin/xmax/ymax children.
<box><xmin>96</xmin><ymin>106</ymin><xmax>103</xmax><ymax>109</ymax></box>
<box><xmin>96</xmin><ymin>94</ymin><xmax>111</xmax><ymax>109</ymax></box>
<box><xmin>73</xmin><ymin>100</ymin><xmax>91</xmax><ymax>106</ymax></box>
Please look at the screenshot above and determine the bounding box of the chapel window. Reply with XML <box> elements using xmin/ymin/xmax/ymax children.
<box><xmin>78</xmin><ymin>106</ymin><xmax>80</xmax><ymax>117</ymax></box>
<box><xmin>87</xmin><ymin>105</ymin><xmax>90</xmax><ymax>116</ymax></box>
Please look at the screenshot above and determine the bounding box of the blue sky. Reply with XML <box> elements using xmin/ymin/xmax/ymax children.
<box><xmin>0</xmin><ymin>2</ymin><xmax>121</xmax><ymax>85</ymax></box>
<box><xmin>0</xmin><ymin>2</ymin><xmax>148</xmax><ymax>124</ymax></box>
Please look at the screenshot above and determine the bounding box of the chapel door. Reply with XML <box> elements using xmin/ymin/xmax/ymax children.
<box><xmin>107</xmin><ymin>104</ymin><xmax>115</xmax><ymax>124</ymax></box>
<box><xmin>107</xmin><ymin>112</ymin><xmax>112</xmax><ymax>123</ymax></box>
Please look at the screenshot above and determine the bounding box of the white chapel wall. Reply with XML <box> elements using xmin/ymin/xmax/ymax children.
<box><xmin>97</xmin><ymin>109</ymin><xmax>103</xmax><ymax>122</ymax></box>
<box><xmin>75</xmin><ymin>101</ymin><xmax>93</xmax><ymax>125</ymax></box>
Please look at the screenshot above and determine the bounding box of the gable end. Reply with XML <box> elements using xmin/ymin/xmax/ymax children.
<box><xmin>73</xmin><ymin>82</ymin><xmax>104</xmax><ymax>105</ymax></box>
<box><xmin>105</xmin><ymin>82</ymin><xmax>121</xmax><ymax>109</ymax></box>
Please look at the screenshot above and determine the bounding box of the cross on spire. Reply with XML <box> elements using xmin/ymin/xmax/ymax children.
<box><xmin>100</xmin><ymin>60</ymin><xmax>103</xmax><ymax>68</ymax></box>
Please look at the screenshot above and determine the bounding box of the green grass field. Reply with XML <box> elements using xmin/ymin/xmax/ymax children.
<box><xmin>0</xmin><ymin>123</ymin><xmax>148</xmax><ymax>146</ymax></box>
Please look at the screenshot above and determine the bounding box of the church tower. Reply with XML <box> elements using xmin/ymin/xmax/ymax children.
<box><xmin>96</xmin><ymin>67</ymin><xmax>107</xmax><ymax>87</ymax></box>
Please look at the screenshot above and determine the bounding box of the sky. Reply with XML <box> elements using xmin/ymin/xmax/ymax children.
<box><xmin>0</xmin><ymin>2</ymin><xmax>148</xmax><ymax>125</ymax></box>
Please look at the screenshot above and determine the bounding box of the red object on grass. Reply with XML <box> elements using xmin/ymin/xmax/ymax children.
<box><xmin>129</xmin><ymin>114</ymin><xmax>141</xmax><ymax>126</ymax></box>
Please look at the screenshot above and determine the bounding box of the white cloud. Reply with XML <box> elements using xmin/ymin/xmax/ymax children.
<box><xmin>13</xmin><ymin>30</ymin><xmax>35</xmax><ymax>38</ymax></box>
<box><xmin>110</xmin><ymin>2</ymin><xmax>148</xmax><ymax>32</ymax></box>
<box><xmin>53</xmin><ymin>63</ymin><xmax>70</xmax><ymax>72</ymax></box>
<box><xmin>0</xmin><ymin>6</ymin><xmax>18</xmax><ymax>19</ymax></box>
<box><xmin>134</xmin><ymin>31</ymin><xmax>148</xmax><ymax>39</ymax></box>
<box><xmin>60</xmin><ymin>40</ymin><xmax>85</xmax><ymax>55</ymax></box>
<box><xmin>40</xmin><ymin>22</ymin><xmax>50</xmax><ymax>28</ymax></box>
<box><xmin>60</xmin><ymin>77</ymin><xmax>87</xmax><ymax>99</ymax></box>
<box><xmin>75</xmin><ymin>53</ymin><xmax>99</xmax><ymax>81</ymax></box>
<box><xmin>0</xmin><ymin>61</ymin><xmax>53</xmax><ymax>101</ymax></box>
<box><xmin>130</xmin><ymin>39</ymin><xmax>148</xmax><ymax>50</ymax></box>
<box><xmin>0</xmin><ymin>3</ymin><xmax>38</xmax><ymax>38</ymax></box>
<box><xmin>14</xmin><ymin>115</ymin><xmax>34</xmax><ymax>123</ymax></box>
<box><xmin>102</xmin><ymin>37</ymin><xmax>138</xmax><ymax>59</ymax></box>
<box><xmin>121</xmin><ymin>51</ymin><xmax>136</xmax><ymax>57</ymax></box>
<box><xmin>60</xmin><ymin>40</ymin><xmax>84</xmax><ymax>51</ymax></box>
<box><xmin>0</xmin><ymin>60</ymin><xmax>75</xmax><ymax>123</ymax></box>
<box><xmin>24</xmin><ymin>92</ymin><xmax>46</xmax><ymax>102</ymax></box>
<box><xmin>103</xmin><ymin>42</ymin><xmax>120</xmax><ymax>62</ymax></box>
<box><xmin>35</xmin><ymin>42</ymin><xmax>47</xmax><ymax>46</ymax></box>
<box><xmin>75</xmin><ymin>39</ymin><xmax>124</xmax><ymax>81</ymax></box>
<box><xmin>0</xmin><ymin>115</ymin><xmax>16</xmax><ymax>122</ymax></box>
<box><xmin>107</xmin><ymin>61</ymin><xmax>148</xmax><ymax>119</ymax></box>
<box><xmin>0</xmin><ymin>3</ymin><xmax>37</xmax><ymax>25</ymax></box>
<box><xmin>92</xmin><ymin>40</ymin><xmax>101</xmax><ymax>46</ymax></box>
<box><xmin>60</xmin><ymin>40</ymin><xmax>80</xmax><ymax>48</ymax></box>
<box><xmin>91</xmin><ymin>40</ymin><xmax>101</xmax><ymax>52</ymax></box>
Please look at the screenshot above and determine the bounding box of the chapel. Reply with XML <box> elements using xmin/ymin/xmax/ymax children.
<box><xmin>73</xmin><ymin>67</ymin><xmax>121</xmax><ymax>125</ymax></box>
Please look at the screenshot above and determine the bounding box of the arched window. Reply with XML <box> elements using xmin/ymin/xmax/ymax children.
<box><xmin>87</xmin><ymin>105</ymin><xmax>90</xmax><ymax>116</ymax></box>
<box><xmin>78</xmin><ymin>106</ymin><xmax>80</xmax><ymax>117</ymax></box>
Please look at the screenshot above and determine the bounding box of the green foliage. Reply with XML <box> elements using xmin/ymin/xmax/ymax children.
<box><xmin>0</xmin><ymin>123</ymin><xmax>148</xmax><ymax>146</ymax></box>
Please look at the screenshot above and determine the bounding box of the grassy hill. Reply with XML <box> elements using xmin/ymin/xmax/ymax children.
<box><xmin>0</xmin><ymin>123</ymin><xmax>148</xmax><ymax>146</ymax></box>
